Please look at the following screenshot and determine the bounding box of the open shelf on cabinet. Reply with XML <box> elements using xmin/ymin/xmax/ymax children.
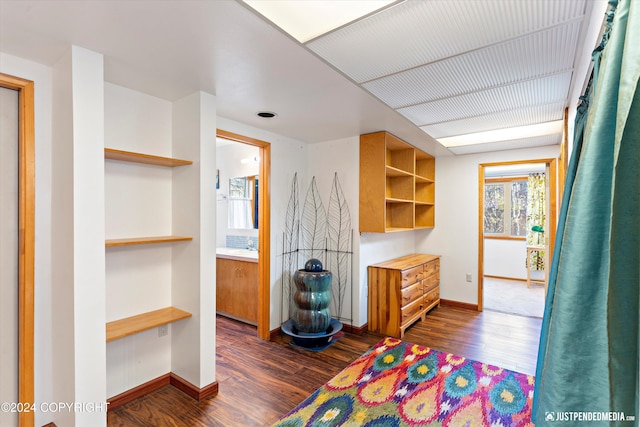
<box><xmin>415</xmin><ymin>181</ymin><xmax>435</xmax><ymax>204</ymax></box>
<box><xmin>106</xmin><ymin>306</ymin><xmax>192</xmax><ymax>342</ymax></box>
<box><xmin>360</xmin><ymin>131</ymin><xmax>436</xmax><ymax>232</ymax></box>
<box><xmin>386</xmin><ymin>175</ymin><xmax>414</xmax><ymax>200</ymax></box>
<box><xmin>105</xmin><ymin>148</ymin><xmax>192</xmax><ymax>167</ymax></box>
<box><xmin>415</xmin><ymin>152</ymin><xmax>435</xmax><ymax>181</ymax></box>
<box><xmin>415</xmin><ymin>203</ymin><xmax>435</xmax><ymax>228</ymax></box>
<box><xmin>105</xmin><ymin>236</ymin><xmax>193</xmax><ymax>247</ymax></box>
<box><xmin>385</xmin><ymin>200</ymin><xmax>414</xmax><ymax>230</ymax></box>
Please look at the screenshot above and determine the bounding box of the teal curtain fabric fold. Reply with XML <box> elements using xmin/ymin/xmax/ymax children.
<box><xmin>533</xmin><ymin>0</ymin><xmax>640</xmax><ymax>425</ymax></box>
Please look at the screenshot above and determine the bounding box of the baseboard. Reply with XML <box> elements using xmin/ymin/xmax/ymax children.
<box><xmin>440</xmin><ymin>299</ymin><xmax>479</xmax><ymax>311</ymax></box>
<box><xmin>170</xmin><ymin>373</ymin><xmax>218</xmax><ymax>401</ymax></box>
<box><xmin>342</xmin><ymin>322</ymin><xmax>367</xmax><ymax>335</ymax></box>
<box><xmin>107</xmin><ymin>373</ymin><xmax>171</xmax><ymax>410</ymax></box>
<box><xmin>484</xmin><ymin>274</ymin><xmax>526</xmax><ymax>282</ymax></box>
<box><xmin>107</xmin><ymin>372</ymin><xmax>218</xmax><ymax>411</ymax></box>
<box><xmin>270</xmin><ymin>326</ymin><xmax>281</xmax><ymax>340</ymax></box>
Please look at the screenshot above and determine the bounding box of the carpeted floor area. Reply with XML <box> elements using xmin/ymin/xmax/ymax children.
<box><xmin>483</xmin><ymin>277</ymin><xmax>545</xmax><ymax>318</ymax></box>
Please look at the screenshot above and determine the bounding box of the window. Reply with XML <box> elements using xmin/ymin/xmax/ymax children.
<box><xmin>484</xmin><ymin>179</ymin><xmax>528</xmax><ymax>237</ymax></box>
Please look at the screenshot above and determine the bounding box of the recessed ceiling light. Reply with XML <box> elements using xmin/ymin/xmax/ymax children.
<box><xmin>257</xmin><ymin>111</ymin><xmax>277</xmax><ymax>118</ymax></box>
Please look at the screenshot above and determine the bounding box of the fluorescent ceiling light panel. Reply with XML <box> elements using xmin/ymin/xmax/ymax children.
<box><xmin>243</xmin><ymin>0</ymin><xmax>396</xmax><ymax>43</ymax></box>
<box><xmin>437</xmin><ymin>120</ymin><xmax>564</xmax><ymax>147</ymax></box>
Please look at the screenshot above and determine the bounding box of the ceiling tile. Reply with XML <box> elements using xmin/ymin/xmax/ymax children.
<box><xmin>396</xmin><ymin>72</ymin><xmax>572</xmax><ymax>126</ymax></box>
<box><xmin>306</xmin><ymin>0</ymin><xmax>587</xmax><ymax>83</ymax></box>
<box><xmin>361</xmin><ymin>21</ymin><xmax>582</xmax><ymax>109</ymax></box>
<box><xmin>420</xmin><ymin>102</ymin><xmax>566</xmax><ymax>139</ymax></box>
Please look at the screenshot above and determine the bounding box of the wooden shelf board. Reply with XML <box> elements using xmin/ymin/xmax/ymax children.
<box><xmin>385</xmin><ymin>197</ymin><xmax>413</xmax><ymax>204</ymax></box>
<box><xmin>384</xmin><ymin>227</ymin><xmax>414</xmax><ymax>233</ymax></box>
<box><xmin>385</xmin><ymin>165</ymin><xmax>413</xmax><ymax>177</ymax></box>
<box><xmin>106</xmin><ymin>236</ymin><xmax>193</xmax><ymax>247</ymax></box>
<box><xmin>415</xmin><ymin>175</ymin><xmax>435</xmax><ymax>183</ymax></box>
<box><xmin>105</xmin><ymin>148</ymin><xmax>192</xmax><ymax>167</ymax></box>
<box><xmin>415</xmin><ymin>201</ymin><xmax>435</xmax><ymax>206</ymax></box>
<box><xmin>106</xmin><ymin>307</ymin><xmax>192</xmax><ymax>342</ymax></box>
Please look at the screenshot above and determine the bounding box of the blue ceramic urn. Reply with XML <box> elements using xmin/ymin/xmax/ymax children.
<box><xmin>292</xmin><ymin>259</ymin><xmax>332</xmax><ymax>334</ymax></box>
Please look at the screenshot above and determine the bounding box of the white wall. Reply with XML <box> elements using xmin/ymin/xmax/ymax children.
<box><xmin>484</xmin><ymin>239</ymin><xmax>527</xmax><ymax>279</ymax></box>
<box><xmin>305</xmin><ymin>138</ymin><xmax>559</xmax><ymax>324</ymax></box>
<box><xmin>417</xmin><ymin>144</ymin><xmax>560</xmax><ymax>305</ymax></box>
<box><xmin>0</xmin><ymin>52</ymin><xmax>54</xmax><ymax>427</ymax></box>
<box><xmin>171</xmin><ymin>91</ymin><xmax>217</xmax><ymax>389</ymax></box>
<box><xmin>50</xmin><ymin>45</ymin><xmax>106</xmax><ymax>427</ymax></box>
<box><xmin>216</xmin><ymin>142</ymin><xmax>260</xmax><ymax>247</ymax></box>
<box><xmin>306</xmin><ymin>137</ymin><xmax>361</xmax><ymax>324</ymax></box>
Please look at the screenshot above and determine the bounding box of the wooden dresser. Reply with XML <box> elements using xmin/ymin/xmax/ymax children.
<box><xmin>368</xmin><ymin>253</ymin><xmax>440</xmax><ymax>338</ymax></box>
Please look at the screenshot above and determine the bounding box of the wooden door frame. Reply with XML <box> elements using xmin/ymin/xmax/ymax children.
<box><xmin>1</xmin><ymin>73</ymin><xmax>35</xmax><ymax>427</ymax></box>
<box><xmin>477</xmin><ymin>158</ymin><xmax>557</xmax><ymax>311</ymax></box>
<box><xmin>216</xmin><ymin>129</ymin><xmax>271</xmax><ymax>340</ymax></box>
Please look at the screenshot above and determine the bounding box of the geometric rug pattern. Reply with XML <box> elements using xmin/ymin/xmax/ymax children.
<box><xmin>273</xmin><ymin>337</ymin><xmax>535</xmax><ymax>426</ymax></box>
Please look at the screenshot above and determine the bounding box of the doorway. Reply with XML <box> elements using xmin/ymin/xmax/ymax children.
<box><xmin>478</xmin><ymin>159</ymin><xmax>556</xmax><ymax>314</ymax></box>
<box><xmin>216</xmin><ymin>129</ymin><xmax>271</xmax><ymax>340</ymax></box>
<box><xmin>0</xmin><ymin>73</ymin><xmax>35</xmax><ymax>427</ymax></box>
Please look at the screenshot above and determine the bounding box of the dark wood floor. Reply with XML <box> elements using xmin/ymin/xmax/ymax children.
<box><xmin>107</xmin><ymin>306</ymin><xmax>541</xmax><ymax>427</ymax></box>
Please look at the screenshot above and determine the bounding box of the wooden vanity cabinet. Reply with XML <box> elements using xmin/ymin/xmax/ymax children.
<box><xmin>368</xmin><ymin>253</ymin><xmax>440</xmax><ymax>338</ymax></box>
<box><xmin>216</xmin><ymin>257</ymin><xmax>258</xmax><ymax>324</ymax></box>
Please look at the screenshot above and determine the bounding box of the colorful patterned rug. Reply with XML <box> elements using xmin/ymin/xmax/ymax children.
<box><xmin>273</xmin><ymin>337</ymin><xmax>535</xmax><ymax>426</ymax></box>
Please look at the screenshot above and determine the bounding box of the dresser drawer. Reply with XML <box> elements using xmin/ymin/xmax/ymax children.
<box><xmin>401</xmin><ymin>298</ymin><xmax>423</xmax><ymax>323</ymax></box>
<box><xmin>424</xmin><ymin>260</ymin><xmax>439</xmax><ymax>278</ymax></box>
<box><xmin>401</xmin><ymin>281</ymin><xmax>423</xmax><ymax>306</ymax></box>
<box><xmin>423</xmin><ymin>274</ymin><xmax>439</xmax><ymax>292</ymax></box>
<box><xmin>424</xmin><ymin>287</ymin><xmax>440</xmax><ymax>306</ymax></box>
<box><xmin>401</xmin><ymin>265</ymin><xmax>424</xmax><ymax>288</ymax></box>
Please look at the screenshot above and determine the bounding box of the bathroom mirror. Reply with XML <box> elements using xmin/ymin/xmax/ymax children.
<box><xmin>228</xmin><ymin>175</ymin><xmax>258</xmax><ymax>229</ymax></box>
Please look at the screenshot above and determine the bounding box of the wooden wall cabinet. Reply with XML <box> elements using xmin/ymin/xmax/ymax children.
<box><xmin>360</xmin><ymin>131</ymin><xmax>435</xmax><ymax>233</ymax></box>
<box><xmin>368</xmin><ymin>254</ymin><xmax>440</xmax><ymax>338</ymax></box>
<box><xmin>216</xmin><ymin>257</ymin><xmax>259</xmax><ymax>325</ymax></box>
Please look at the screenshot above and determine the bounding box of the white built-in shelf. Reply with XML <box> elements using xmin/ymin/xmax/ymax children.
<box><xmin>104</xmin><ymin>148</ymin><xmax>192</xmax><ymax>167</ymax></box>
<box><xmin>105</xmin><ymin>236</ymin><xmax>193</xmax><ymax>247</ymax></box>
<box><xmin>106</xmin><ymin>306</ymin><xmax>192</xmax><ymax>342</ymax></box>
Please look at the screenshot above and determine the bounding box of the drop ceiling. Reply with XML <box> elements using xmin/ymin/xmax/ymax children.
<box><xmin>250</xmin><ymin>0</ymin><xmax>604</xmax><ymax>155</ymax></box>
<box><xmin>0</xmin><ymin>0</ymin><xmax>605</xmax><ymax>156</ymax></box>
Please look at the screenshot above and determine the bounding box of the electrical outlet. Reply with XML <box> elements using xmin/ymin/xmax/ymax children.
<box><xmin>466</xmin><ymin>273</ymin><xmax>472</xmax><ymax>282</ymax></box>
<box><xmin>158</xmin><ymin>324</ymin><xmax>168</xmax><ymax>337</ymax></box>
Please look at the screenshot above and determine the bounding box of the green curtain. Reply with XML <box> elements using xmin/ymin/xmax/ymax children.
<box><xmin>526</xmin><ymin>172</ymin><xmax>546</xmax><ymax>270</ymax></box>
<box><xmin>533</xmin><ymin>1</ymin><xmax>639</xmax><ymax>426</ymax></box>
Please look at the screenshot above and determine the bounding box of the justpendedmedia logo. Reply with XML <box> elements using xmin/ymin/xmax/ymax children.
<box><xmin>544</xmin><ymin>411</ymin><xmax>635</xmax><ymax>423</ymax></box>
